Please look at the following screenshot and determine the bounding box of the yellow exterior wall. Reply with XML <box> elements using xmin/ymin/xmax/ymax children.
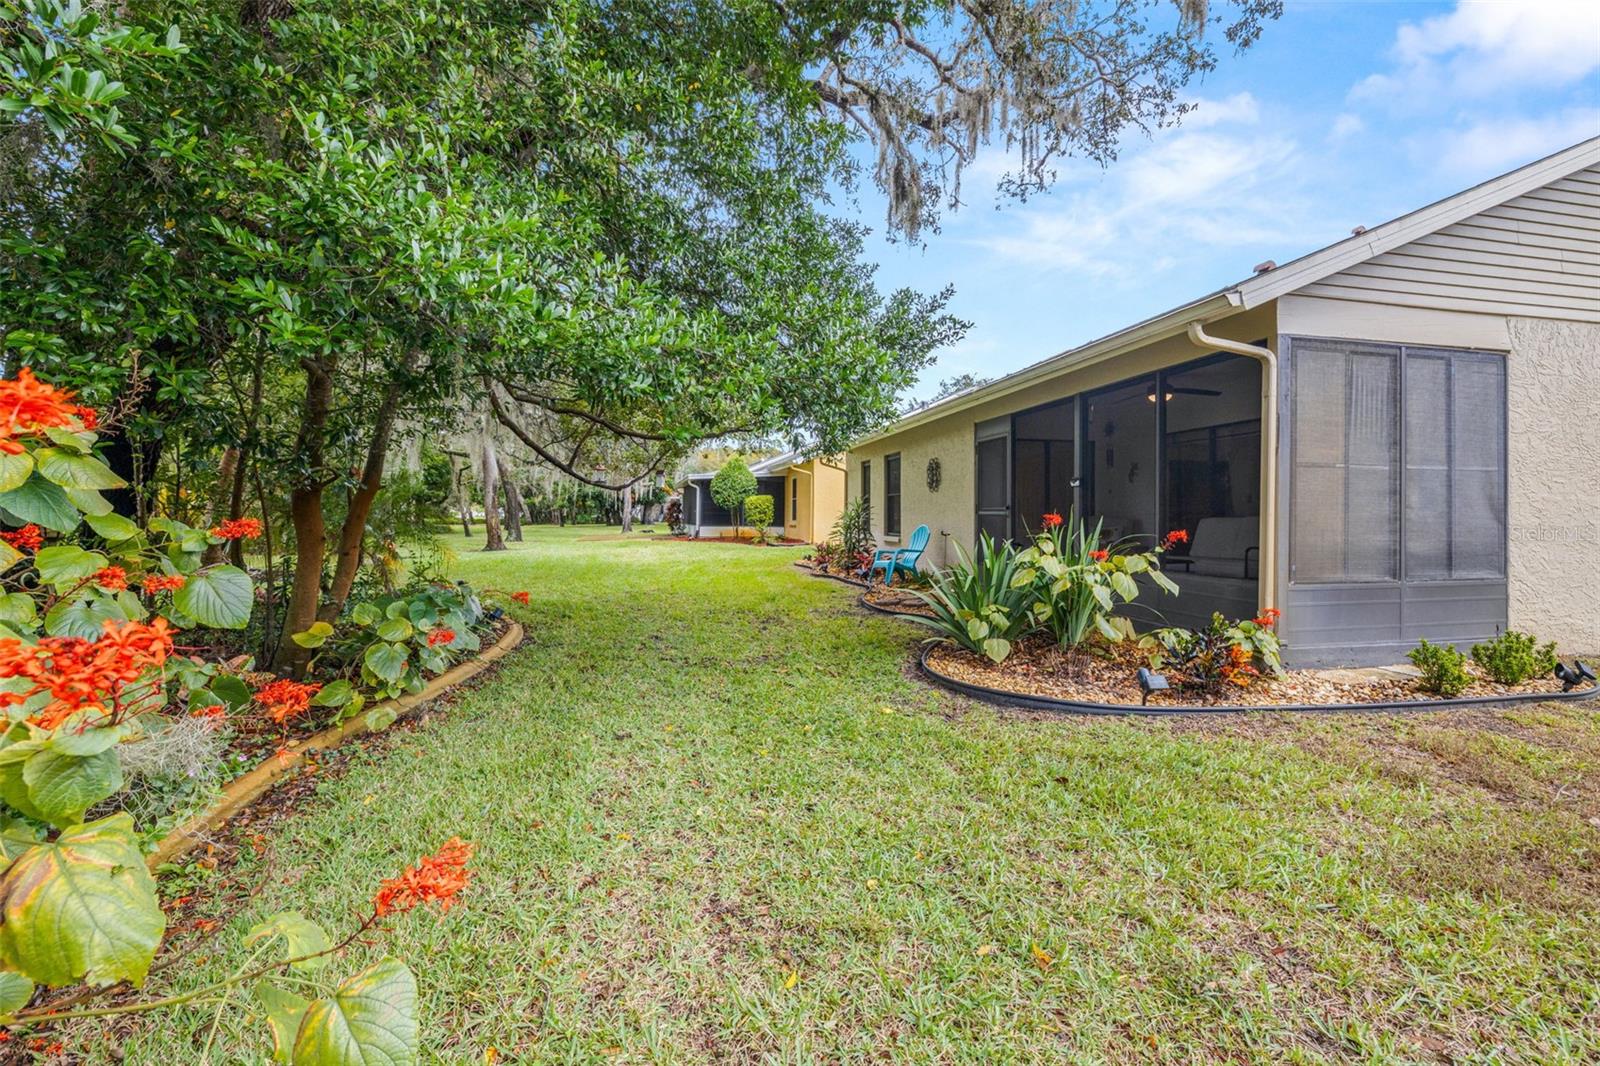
<box><xmin>846</xmin><ymin>306</ymin><xmax>1277</xmax><ymax>570</ymax></box>
<box><xmin>781</xmin><ymin>457</ymin><xmax>847</xmax><ymax>542</ymax></box>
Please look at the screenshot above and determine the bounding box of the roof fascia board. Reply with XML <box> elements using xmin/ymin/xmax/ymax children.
<box><xmin>855</xmin><ymin>292</ymin><xmax>1237</xmax><ymax>446</ymax></box>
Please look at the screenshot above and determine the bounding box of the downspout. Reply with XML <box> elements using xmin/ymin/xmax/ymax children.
<box><xmin>1185</xmin><ymin>321</ymin><xmax>1279</xmax><ymax>611</ymax></box>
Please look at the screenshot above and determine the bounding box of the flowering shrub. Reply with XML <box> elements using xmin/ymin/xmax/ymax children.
<box><xmin>291</xmin><ymin>583</ymin><xmax>488</xmax><ymax>730</ymax></box>
<box><xmin>254</xmin><ymin>677</ymin><xmax>323</xmax><ymax>724</ymax></box>
<box><xmin>1146</xmin><ymin>611</ymin><xmax>1285</xmax><ymax>689</ymax></box>
<box><xmin>0</xmin><ymin>368</ymin><xmax>435</xmax><ymax>1055</ymax></box>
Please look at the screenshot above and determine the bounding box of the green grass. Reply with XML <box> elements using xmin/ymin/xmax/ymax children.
<box><xmin>78</xmin><ymin>526</ymin><xmax>1600</xmax><ymax>1063</ymax></box>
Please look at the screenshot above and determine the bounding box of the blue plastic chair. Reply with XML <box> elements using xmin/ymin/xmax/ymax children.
<box><xmin>869</xmin><ymin>524</ymin><xmax>930</xmax><ymax>586</ymax></box>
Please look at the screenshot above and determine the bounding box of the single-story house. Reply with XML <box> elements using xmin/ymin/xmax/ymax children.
<box><xmin>681</xmin><ymin>451</ymin><xmax>847</xmax><ymax>541</ymax></box>
<box><xmin>847</xmin><ymin>137</ymin><xmax>1600</xmax><ymax>666</ymax></box>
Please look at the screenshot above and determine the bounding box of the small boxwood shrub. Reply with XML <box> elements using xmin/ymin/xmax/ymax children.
<box><xmin>1471</xmin><ymin>630</ymin><xmax>1558</xmax><ymax>685</ymax></box>
<box><xmin>744</xmin><ymin>494</ymin><xmax>775</xmax><ymax>541</ymax></box>
<box><xmin>1408</xmin><ymin>639</ymin><xmax>1471</xmax><ymax>697</ymax></box>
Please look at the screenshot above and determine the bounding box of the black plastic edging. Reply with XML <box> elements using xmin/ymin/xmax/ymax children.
<box><xmin>856</xmin><ymin>591</ymin><xmax>935</xmax><ymax>621</ymax></box>
<box><xmin>917</xmin><ymin>643</ymin><xmax>1600</xmax><ymax>717</ymax></box>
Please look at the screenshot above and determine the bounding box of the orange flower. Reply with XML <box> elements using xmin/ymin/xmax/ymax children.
<box><xmin>143</xmin><ymin>573</ymin><xmax>187</xmax><ymax>594</ymax></box>
<box><xmin>0</xmin><ymin>368</ymin><xmax>91</xmax><ymax>454</ymax></box>
<box><xmin>510</xmin><ymin>591</ymin><xmax>529</xmax><ymax>606</ymax></box>
<box><xmin>1040</xmin><ymin>512</ymin><xmax>1063</xmax><ymax>529</ymax></box>
<box><xmin>1160</xmin><ymin>528</ymin><xmax>1190</xmax><ymax>551</ymax></box>
<box><xmin>426</xmin><ymin>628</ymin><xmax>455</xmax><ymax>647</ymax></box>
<box><xmin>1252</xmin><ymin>608</ymin><xmax>1281</xmax><ymax>628</ymax></box>
<box><xmin>373</xmin><ymin>837</ymin><xmax>476</xmax><ymax>916</ymax></box>
<box><xmin>210</xmin><ymin>517</ymin><xmax>263</xmax><ymax>540</ymax></box>
<box><xmin>0</xmin><ymin>524</ymin><xmax>43</xmax><ymax>553</ymax></box>
<box><xmin>192</xmin><ymin>702</ymin><xmax>226</xmax><ymax>724</ymax></box>
<box><xmin>253</xmin><ymin>677</ymin><xmax>322</xmax><ymax>723</ymax></box>
<box><xmin>0</xmin><ymin>618</ymin><xmax>173</xmax><ymax>730</ymax></box>
<box><xmin>1088</xmin><ymin>549</ymin><xmax>1109</xmax><ymax>562</ymax></box>
<box><xmin>94</xmin><ymin>565</ymin><xmax>128</xmax><ymax>591</ymax></box>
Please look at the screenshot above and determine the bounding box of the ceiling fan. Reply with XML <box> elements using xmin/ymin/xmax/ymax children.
<box><xmin>1146</xmin><ymin>384</ymin><xmax>1222</xmax><ymax>402</ymax></box>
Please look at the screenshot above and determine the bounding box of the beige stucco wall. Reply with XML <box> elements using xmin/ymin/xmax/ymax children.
<box><xmin>780</xmin><ymin>458</ymin><xmax>847</xmax><ymax>542</ymax></box>
<box><xmin>847</xmin><ymin>305</ymin><xmax>1277</xmax><ymax>570</ymax></box>
<box><xmin>1278</xmin><ymin>295</ymin><xmax>1600</xmax><ymax>652</ymax></box>
<box><xmin>1505</xmin><ymin>317</ymin><xmax>1600</xmax><ymax>652</ymax></box>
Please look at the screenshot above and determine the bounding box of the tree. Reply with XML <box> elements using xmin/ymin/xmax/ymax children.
<box><xmin>710</xmin><ymin>460</ymin><xmax>758</xmax><ymax>538</ymax></box>
<box><xmin>792</xmin><ymin>0</ymin><xmax>1283</xmax><ymax>237</ymax></box>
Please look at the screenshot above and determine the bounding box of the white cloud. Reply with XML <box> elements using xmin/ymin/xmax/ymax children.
<box><xmin>1329</xmin><ymin>113</ymin><xmax>1365</xmax><ymax>140</ymax></box>
<box><xmin>1352</xmin><ymin>0</ymin><xmax>1600</xmax><ymax>105</ymax></box>
<box><xmin>967</xmin><ymin>126</ymin><xmax>1316</xmax><ymax>278</ymax></box>
<box><xmin>1182</xmin><ymin>92</ymin><xmax>1261</xmax><ymax>129</ymax></box>
<box><xmin>1429</xmin><ymin>108</ymin><xmax>1600</xmax><ymax>173</ymax></box>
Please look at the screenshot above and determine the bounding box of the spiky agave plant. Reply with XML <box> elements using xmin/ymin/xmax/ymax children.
<box><xmin>909</xmin><ymin>533</ymin><xmax>1034</xmax><ymax>663</ymax></box>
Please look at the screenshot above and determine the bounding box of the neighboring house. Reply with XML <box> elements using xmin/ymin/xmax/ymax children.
<box><xmin>681</xmin><ymin>451</ymin><xmax>847</xmax><ymax>541</ymax></box>
<box><xmin>848</xmin><ymin>137</ymin><xmax>1600</xmax><ymax>665</ymax></box>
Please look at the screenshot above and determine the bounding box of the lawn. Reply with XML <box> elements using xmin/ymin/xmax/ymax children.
<box><xmin>80</xmin><ymin>526</ymin><xmax>1598</xmax><ymax>1064</ymax></box>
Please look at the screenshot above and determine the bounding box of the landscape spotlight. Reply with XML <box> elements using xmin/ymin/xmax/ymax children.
<box><xmin>1554</xmin><ymin>660</ymin><xmax>1596</xmax><ymax>692</ymax></box>
<box><xmin>1136</xmin><ymin>667</ymin><xmax>1169</xmax><ymax>706</ymax></box>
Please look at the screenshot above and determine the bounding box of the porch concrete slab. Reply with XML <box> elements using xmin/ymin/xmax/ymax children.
<box><xmin>1307</xmin><ymin>664</ymin><xmax>1422</xmax><ymax>684</ymax></box>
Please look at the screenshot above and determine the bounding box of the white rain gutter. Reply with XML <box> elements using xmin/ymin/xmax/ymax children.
<box><xmin>1186</xmin><ymin>322</ymin><xmax>1279</xmax><ymax>611</ymax></box>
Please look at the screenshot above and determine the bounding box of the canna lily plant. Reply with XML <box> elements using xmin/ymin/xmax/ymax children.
<box><xmin>1012</xmin><ymin>511</ymin><xmax>1179</xmax><ymax>651</ymax></box>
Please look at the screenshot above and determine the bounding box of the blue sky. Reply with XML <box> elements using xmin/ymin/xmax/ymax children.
<box><xmin>846</xmin><ymin>0</ymin><xmax>1600</xmax><ymax>403</ymax></box>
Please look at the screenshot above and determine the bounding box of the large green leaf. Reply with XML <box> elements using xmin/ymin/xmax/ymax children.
<box><xmin>0</xmin><ymin>593</ymin><xmax>36</xmax><ymax>628</ymax></box>
<box><xmin>375</xmin><ymin>617</ymin><xmax>413</xmax><ymax>642</ymax></box>
<box><xmin>291</xmin><ymin>957</ymin><xmax>418</xmax><ymax>1066</ymax></box>
<box><xmin>0</xmin><ymin>541</ymin><xmax>21</xmax><ymax>575</ymax></box>
<box><xmin>292</xmin><ymin>621</ymin><xmax>335</xmax><ymax>649</ymax></box>
<box><xmin>22</xmin><ymin>748</ymin><xmax>122</xmax><ymax>826</ymax></box>
<box><xmin>363</xmin><ymin>642</ymin><xmax>408</xmax><ymax>683</ymax></box>
<box><xmin>34</xmin><ymin>545</ymin><xmax>108</xmax><ymax>589</ymax></box>
<box><xmin>0</xmin><ymin>814</ymin><xmax>165</xmax><ymax>987</ymax></box>
<box><xmin>43</xmin><ymin>594</ymin><xmax>123</xmax><ymax>640</ymax></box>
<box><xmin>172</xmin><ymin>565</ymin><xmax>253</xmax><ymax>629</ymax></box>
<box><xmin>33</xmin><ymin>448</ymin><xmax>126</xmax><ymax>491</ymax></box>
<box><xmin>0</xmin><ymin>969</ymin><xmax>33</xmax><ymax>1019</ymax></box>
<box><xmin>0</xmin><ymin>453</ymin><xmax>34</xmax><ymax>494</ymax></box>
<box><xmin>84</xmin><ymin>511</ymin><xmax>140</xmax><ymax>543</ymax></box>
<box><xmin>0</xmin><ymin>474</ymin><xmax>81</xmax><ymax>533</ymax></box>
<box><xmin>65</xmin><ymin>488</ymin><xmax>113</xmax><ymax>516</ymax></box>
<box><xmin>245</xmin><ymin>912</ymin><xmax>331</xmax><ymax>972</ymax></box>
<box><xmin>256</xmin><ymin>981</ymin><xmax>311</xmax><ymax>1064</ymax></box>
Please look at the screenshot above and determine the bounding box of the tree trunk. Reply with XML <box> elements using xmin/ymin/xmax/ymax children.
<box><xmin>497</xmin><ymin>454</ymin><xmax>524</xmax><ymax>542</ymax></box>
<box><xmin>274</xmin><ymin>357</ymin><xmax>336</xmax><ymax>672</ymax></box>
<box><xmin>199</xmin><ymin>447</ymin><xmax>241</xmax><ymax>566</ymax></box>
<box><xmin>319</xmin><ymin>376</ymin><xmax>407</xmax><ymax>622</ymax></box>
<box><xmin>452</xmin><ymin>459</ymin><xmax>472</xmax><ymax>537</ymax></box>
<box><xmin>620</xmin><ymin>484</ymin><xmax>633</xmax><ymax>533</ymax></box>
<box><xmin>480</xmin><ymin>427</ymin><xmax>505</xmax><ymax>552</ymax></box>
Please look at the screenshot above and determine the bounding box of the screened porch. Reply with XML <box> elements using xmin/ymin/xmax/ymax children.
<box><xmin>976</xmin><ymin>352</ymin><xmax>1264</xmax><ymax>632</ymax></box>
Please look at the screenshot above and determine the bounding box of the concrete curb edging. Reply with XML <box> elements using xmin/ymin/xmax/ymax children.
<box><xmin>918</xmin><ymin>642</ymin><xmax>1600</xmax><ymax>717</ymax></box>
<box><xmin>148</xmin><ymin>621</ymin><xmax>526</xmax><ymax>869</ymax></box>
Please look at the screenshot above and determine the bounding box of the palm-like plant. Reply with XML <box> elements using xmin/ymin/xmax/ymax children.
<box><xmin>909</xmin><ymin>533</ymin><xmax>1033</xmax><ymax>663</ymax></box>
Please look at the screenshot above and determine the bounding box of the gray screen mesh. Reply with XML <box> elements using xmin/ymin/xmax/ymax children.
<box><xmin>1291</xmin><ymin>339</ymin><xmax>1399</xmax><ymax>583</ymax></box>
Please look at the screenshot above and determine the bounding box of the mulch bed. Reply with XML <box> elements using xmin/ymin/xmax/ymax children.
<box><xmin>925</xmin><ymin>635</ymin><xmax>1570</xmax><ymax>709</ymax></box>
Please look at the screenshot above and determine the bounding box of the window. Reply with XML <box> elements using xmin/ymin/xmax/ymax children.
<box><xmin>1405</xmin><ymin>349</ymin><xmax>1506</xmax><ymax>579</ymax></box>
<box><xmin>790</xmin><ymin>476</ymin><xmax>799</xmax><ymax>524</ymax></box>
<box><xmin>1289</xmin><ymin>338</ymin><xmax>1504</xmax><ymax>585</ymax></box>
<box><xmin>975</xmin><ymin>425</ymin><xmax>1009</xmax><ymax>542</ymax></box>
<box><xmin>884</xmin><ymin>453</ymin><xmax>901</xmax><ymax>536</ymax></box>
